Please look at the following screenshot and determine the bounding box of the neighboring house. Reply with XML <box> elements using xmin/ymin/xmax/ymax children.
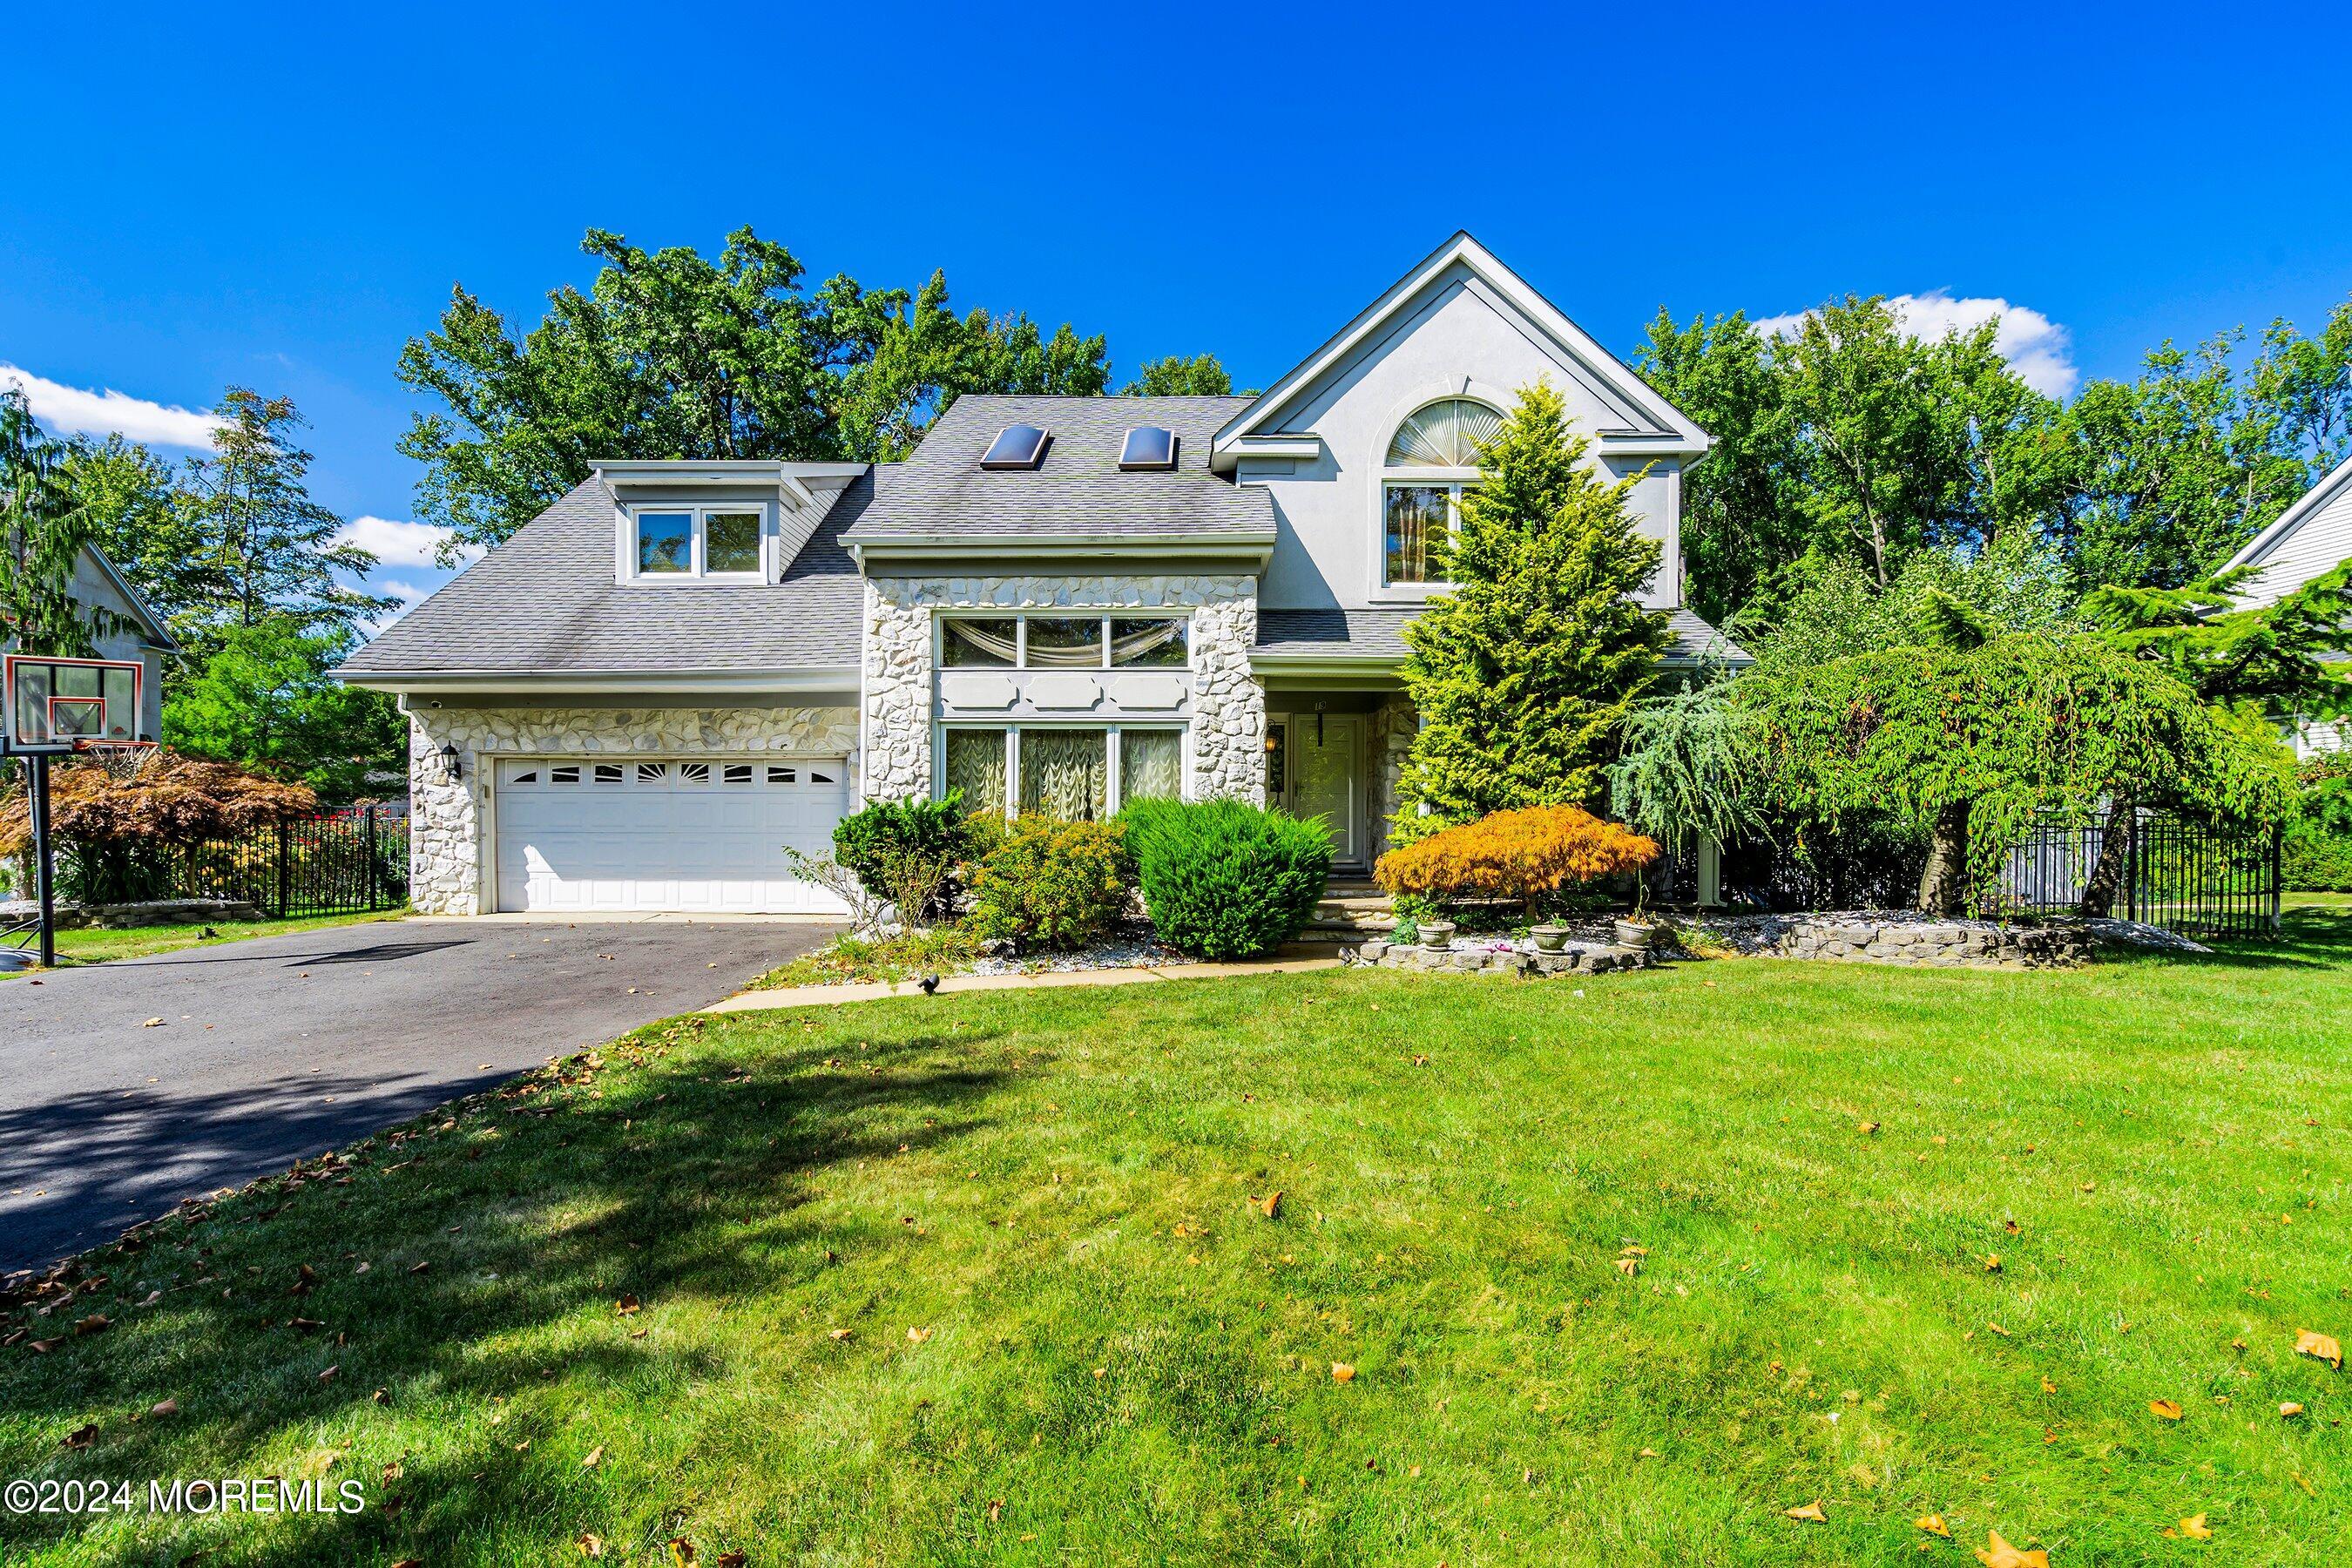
<box><xmin>340</xmin><ymin>233</ymin><xmax>1747</xmax><ymax>916</ymax></box>
<box><xmin>3</xmin><ymin>544</ymin><xmax>174</xmax><ymax>740</ymax></box>
<box><xmin>2219</xmin><ymin>450</ymin><xmax>2352</xmax><ymax>755</ymax></box>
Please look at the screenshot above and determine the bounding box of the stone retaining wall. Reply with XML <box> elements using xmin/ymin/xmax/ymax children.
<box><xmin>1353</xmin><ymin>937</ymin><xmax>1657</xmax><ymax>976</ymax></box>
<box><xmin>1770</xmin><ymin>916</ymin><xmax>2089</xmax><ymax>970</ymax></box>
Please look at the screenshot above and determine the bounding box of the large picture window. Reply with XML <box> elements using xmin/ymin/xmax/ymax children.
<box><xmin>1381</xmin><ymin>397</ymin><xmax>1497</xmax><ymax>586</ymax></box>
<box><xmin>628</xmin><ymin>505</ymin><xmax>766</xmax><ymax>580</ymax></box>
<box><xmin>938</xmin><ymin>613</ymin><xmax>1190</xmax><ymax>670</ymax></box>
<box><xmin>940</xmin><ymin>725</ymin><xmax>1185</xmax><ymax>820</ymax></box>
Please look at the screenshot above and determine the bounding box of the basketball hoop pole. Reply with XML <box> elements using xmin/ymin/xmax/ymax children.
<box><xmin>29</xmin><ymin>752</ymin><xmax>54</xmax><ymax>968</ymax></box>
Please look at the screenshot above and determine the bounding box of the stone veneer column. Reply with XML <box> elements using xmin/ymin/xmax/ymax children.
<box><xmin>402</xmin><ymin>703</ymin><xmax>858</xmax><ymax>916</ymax></box>
<box><xmin>859</xmin><ymin>573</ymin><xmax>1266</xmax><ymax>808</ymax></box>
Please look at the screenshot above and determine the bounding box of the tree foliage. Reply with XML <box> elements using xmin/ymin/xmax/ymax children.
<box><xmin>0</xmin><ymin>748</ymin><xmax>314</xmax><ymax>855</ymax></box>
<box><xmin>1373</xmin><ymin>804</ymin><xmax>1659</xmax><ymax>916</ymax></box>
<box><xmin>396</xmin><ymin>227</ymin><xmax>1124</xmax><ymax>558</ymax></box>
<box><xmin>1394</xmin><ymin>381</ymin><xmax>1673</xmax><ymax>834</ymax></box>
<box><xmin>1639</xmin><ymin>294</ymin><xmax>2352</xmax><ymax>623</ymax></box>
<box><xmin>1121</xmin><ymin>354</ymin><xmax>1240</xmax><ymax>396</ymax></box>
<box><xmin>2081</xmin><ymin>561</ymin><xmax>2352</xmax><ymax>728</ymax></box>
<box><xmin>0</xmin><ymin>385</ymin><xmax>112</xmax><ymax>658</ymax></box>
<box><xmin>1741</xmin><ymin>634</ymin><xmax>2290</xmax><ymax>909</ymax></box>
<box><xmin>163</xmin><ymin>619</ymin><xmax>406</xmax><ymax>801</ymax></box>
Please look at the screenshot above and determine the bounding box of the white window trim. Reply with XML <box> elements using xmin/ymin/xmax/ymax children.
<box><xmin>935</xmin><ymin>720</ymin><xmax>1190</xmax><ymax>818</ymax></box>
<box><xmin>618</xmin><ymin>502</ymin><xmax>773</xmax><ymax>585</ymax></box>
<box><xmin>932</xmin><ymin>611</ymin><xmax>1195</xmax><ymax>672</ymax></box>
<box><xmin>1374</xmin><ymin>474</ymin><xmax>1478</xmax><ymax>599</ymax></box>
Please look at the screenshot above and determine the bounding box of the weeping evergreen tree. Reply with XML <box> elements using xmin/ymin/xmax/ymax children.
<box><xmin>1392</xmin><ymin>381</ymin><xmax>1673</xmax><ymax>838</ymax></box>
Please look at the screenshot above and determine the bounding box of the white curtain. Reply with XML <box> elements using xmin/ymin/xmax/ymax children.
<box><xmin>1119</xmin><ymin>730</ymin><xmax>1182</xmax><ymax>803</ymax></box>
<box><xmin>943</xmin><ymin>728</ymin><xmax>1009</xmax><ymax>815</ymax></box>
<box><xmin>1019</xmin><ymin>729</ymin><xmax>1108</xmax><ymax>819</ymax></box>
<box><xmin>1386</xmin><ymin>398</ymin><xmax>1502</xmax><ymax>467</ymax></box>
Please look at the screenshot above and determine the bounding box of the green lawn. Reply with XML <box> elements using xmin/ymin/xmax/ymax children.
<box><xmin>4</xmin><ymin>909</ymin><xmax>409</xmax><ymax>971</ymax></box>
<box><xmin>3</xmin><ymin>914</ymin><xmax>2348</xmax><ymax>1565</ymax></box>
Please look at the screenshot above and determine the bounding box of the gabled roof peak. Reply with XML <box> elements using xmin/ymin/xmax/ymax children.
<box><xmin>1211</xmin><ymin>232</ymin><xmax>1710</xmax><ymax>470</ymax></box>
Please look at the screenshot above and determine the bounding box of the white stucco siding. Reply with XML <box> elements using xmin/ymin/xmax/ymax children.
<box><xmin>1250</xmin><ymin>269</ymin><xmax>1684</xmax><ymax>612</ymax></box>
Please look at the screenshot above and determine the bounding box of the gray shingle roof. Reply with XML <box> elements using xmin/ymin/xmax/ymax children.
<box><xmin>339</xmin><ymin>473</ymin><xmax>870</xmax><ymax>677</ymax></box>
<box><xmin>842</xmin><ymin>395</ymin><xmax>1274</xmax><ymax>541</ymax></box>
<box><xmin>1254</xmin><ymin>606</ymin><xmax>1750</xmax><ymax>666</ymax></box>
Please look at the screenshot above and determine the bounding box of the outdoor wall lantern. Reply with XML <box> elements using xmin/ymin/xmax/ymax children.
<box><xmin>438</xmin><ymin>742</ymin><xmax>463</xmax><ymax>783</ymax></box>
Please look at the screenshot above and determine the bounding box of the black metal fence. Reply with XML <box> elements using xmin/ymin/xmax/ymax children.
<box><xmin>1676</xmin><ymin>808</ymin><xmax>2281</xmax><ymax>939</ymax></box>
<box><xmin>168</xmin><ymin>808</ymin><xmax>409</xmax><ymax>918</ymax></box>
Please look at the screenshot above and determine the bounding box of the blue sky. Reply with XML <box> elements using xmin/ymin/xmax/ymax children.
<box><xmin>6</xmin><ymin>0</ymin><xmax>2349</xmax><ymax>619</ymax></box>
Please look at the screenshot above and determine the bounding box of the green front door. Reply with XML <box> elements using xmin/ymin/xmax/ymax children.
<box><xmin>1289</xmin><ymin>714</ymin><xmax>1361</xmax><ymax>868</ymax></box>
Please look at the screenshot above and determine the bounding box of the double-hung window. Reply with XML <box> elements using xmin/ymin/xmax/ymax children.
<box><xmin>629</xmin><ymin>505</ymin><xmax>766</xmax><ymax>580</ymax></box>
<box><xmin>1381</xmin><ymin>398</ymin><xmax>1499</xmax><ymax>587</ymax></box>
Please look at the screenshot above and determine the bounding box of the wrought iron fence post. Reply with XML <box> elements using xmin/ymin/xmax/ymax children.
<box><xmin>2125</xmin><ymin>809</ymin><xmax>2140</xmax><ymax>925</ymax></box>
<box><xmin>2271</xmin><ymin>823</ymin><xmax>2283</xmax><ymax>936</ymax></box>
<box><xmin>363</xmin><ymin>806</ymin><xmax>378</xmax><ymax>911</ymax></box>
<box><xmin>275</xmin><ymin>818</ymin><xmax>291</xmax><ymax>919</ymax></box>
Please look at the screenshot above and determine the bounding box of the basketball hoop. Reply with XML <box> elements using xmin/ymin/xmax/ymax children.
<box><xmin>2</xmin><ymin>654</ymin><xmax>153</xmax><ymax>970</ymax></box>
<box><xmin>71</xmin><ymin>737</ymin><xmax>159</xmax><ymax>778</ymax></box>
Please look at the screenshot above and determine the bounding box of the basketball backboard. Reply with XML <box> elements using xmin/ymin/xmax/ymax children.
<box><xmin>3</xmin><ymin>654</ymin><xmax>148</xmax><ymax>754</ymax></box>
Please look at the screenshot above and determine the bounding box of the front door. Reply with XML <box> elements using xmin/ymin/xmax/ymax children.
<box><xmin>1289</xmin><ymin>714</ymin><xmax>1362</xmax><ymax>868</ymax></box>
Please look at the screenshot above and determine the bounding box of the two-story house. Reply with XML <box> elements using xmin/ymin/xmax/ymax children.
<box><xmin>341</xmin><ymin>233</ymin><xmax>1745</xmax><ymax>916</ymax></box>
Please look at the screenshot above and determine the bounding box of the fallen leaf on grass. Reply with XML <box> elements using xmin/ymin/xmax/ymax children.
<box><xmin>62</xmin><ymin>1423</ymin><xmax>97</xmax><ymax>1450</ymax></box>
<box><xmin>2040</xmin><ymin>1375</ymin><xmax>2057</xmax><ymax>1394</ymax></box>
<box><xmin>1638</xmin><ymin>1448</ymin><xmax>1659</xmax><ymax>1458</ymax></box>
<box><xmin>988</xmin><ymin>1498</ymin><xmax>1004</xmax><ymax>1522</ymax></box>
<box><xmin>583</xmin><ymin>1444</ymin><xmax>603</xmax><ymax>1468</ymax></box>
<box><xmin>318</xmin><ymin>1365</ymin><xmax>338</xmax><ymax>1382</ymax></box>
<box><xmin>907</xmin><ymin>1327</ymin><xmax>932</xmax><ymax>1344</ymax></box>
<box><xmin>29</xmin><ymin>1338</ymin><xmax>65</xmax><ymax>1353</ymax></box>
<box><xmin>828</xmin><ymin>1328</ymin><xmax>853</xmax><ymax>1342</ymax></box>
<box><xmin>714</xmin><ymin>1553</ymin><xmax>746</xmax><ymax>1568</ymax></box>
<box><xmin>1974</xmin><ymin>1531</ymin><xmax>2049</xmax><ymax>1567</ymax></box>
<box><xmin>1784</xmin><ymin>1500</ymin><xmax>1827</xmax><ymax>1522</ymax></box>
<box><xmin>75</xmin><ymin>1314</ymin><xmax>110</xmax><ymax>1335</ymax></box>
<box><xmin>1984</xmin><ymin>1255</ymin><xmax>2002</xmax><ymax>1273</ymax></box>
<box><xmin>614</xmin><ymin>1294</ymin><xmax>642</xmax><ymax>1316</ymax></box>
<box><xmin>1261</xmin><ymin>1190</ymin><xmax>1283</xmax><ymax>1220</ymax></box>
<box><xmin>669</xmin><ymin>1540</ymin><xmax>696</xmax><ymax>1565</ymax></box>
<box><xmin>149</xmin><ymin>1399</ymin><xmax>178</xmax><ymax>1417</ymax></box>
<box><xmin>409</xmin><ymin>1261</ymin><xmax>430</xmax><ymax>1274</ymax></box>
<box><xmin>2281</xmin><ymin>1401</ymin><xmax>2305</xmax><ymax>1417</ymax></box>
<box><xmin>1331</xmin><ymin>1362</ymin><xmax>1355</xmax><ymax>1382</ymax></box>
<box><xmin>1859</xmin><ymin>1122</ymin><xmax>1880</xmax><ymax>1136</ymax></box>
<box><xmin>1615</xmin><ymin>1257</ymin><xmax>1639</xmax><ymax>1277</ymax></box>
<box><xmin>1916</xmin><ymin>1514</ymin><xmax>1950</xmax><ymax>1537</ymax></box>
<box><xmin>2150</xmin><ymin>1398</ymin><xmax>2183</xmax><ymax>1421</ymax></box>
<box><xmin>392</xmin><ymin>1559</ymin><xmax>423</xmax><ymax>1568</ymax></box>
<box><xmin>2294</xmin><ymin>1328</ymin><xmax>2342</xmax><ymax>1369</ymax></box>
<box><xmin>2170</xmin><ymin>1514</ymin><xmax>2213</xmax><ymax>1540</ymax></box>
<box><xmin>578</xmin><ymin>1534</ymin><xmax>604</xmax><ymax>1558</ymax></box>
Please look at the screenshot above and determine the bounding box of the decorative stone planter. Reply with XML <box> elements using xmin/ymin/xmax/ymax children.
<box><xmin>1613</xmin><ymin>919</ymin><xmax>1655</xmax><ymax>950</ymax></box>
<box><xmin>1419</xmin><ymin>919</ymin><xmax>1456</xmax><ymax>951</ymax></box>
<box><xmin>1531</xmin><ymin>923</ymin><xmax>1571</xmax><ymax>954</ymax></box>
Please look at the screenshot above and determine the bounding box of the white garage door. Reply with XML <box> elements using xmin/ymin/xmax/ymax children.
<box><xmin>494</xmin><ymin>757</ymin><xmax>851</xmax><ymax>914</ymax></box>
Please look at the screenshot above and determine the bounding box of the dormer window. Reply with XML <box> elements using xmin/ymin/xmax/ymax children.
<box><xmin>980</xmin><ymin>423</ymin><xmax>1050</xmax><ymax>469</ymax></box>
<box><xmin>627</xmin><ymin>504</ymin><xmax>767</xmax><ymax>581</ymax></box>
<box><xmin>1381</xmin><ymin>397</ymin><xmax>1500</xmax><ymax>586</ymax></box>
<box><xmin>1119</xmin><ymin>426</ymin><xmax>1177</xmax><ymax>470</ymax></box>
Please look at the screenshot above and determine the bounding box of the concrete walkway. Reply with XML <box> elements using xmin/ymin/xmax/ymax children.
<box><xmin>706</xmin><ymin>953</ymin><xmax>1345</xmax><ymax>1012</ymax></box>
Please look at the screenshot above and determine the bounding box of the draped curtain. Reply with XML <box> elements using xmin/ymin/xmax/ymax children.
<box><xmin>1119</xmin><ymin>730</ymin><xmax>1182</xmax><ymax>802</ymax></box>
<box><xmin>1385</xmin><ymin>398</ymin><xmax>1503</xmax><ymax>468</ymax></box>
<box><xmin>943</xmin><ymin>617</ymin><xmax>1186</xmax><ymax>669</ymax></box>
<box><xmin>1018</xmin><ymin>728</ymin><xmax>1108</xmax><ymax>820</ymax></box>
<box><xmin>943</xmin><ymin>728</ymin><xmax>1009</xmax><ymax>816</ymax></box>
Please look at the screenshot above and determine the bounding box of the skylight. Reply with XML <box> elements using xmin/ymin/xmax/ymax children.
<box><xmin>1119</xmin><ymin>426</ymin><xmax>1177</xmax><ymax>470</ymax></box>
<box><xmin>980</xmin><ymin>423</ymin><xmax>1049</xmax><ymax>469</ymax></box>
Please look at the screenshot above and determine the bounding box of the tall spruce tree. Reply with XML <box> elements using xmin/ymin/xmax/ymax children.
<box><xmin>1392</xmin><ymin>381</ymin><xmax>1673</xmax><ymax>835</ymax></box>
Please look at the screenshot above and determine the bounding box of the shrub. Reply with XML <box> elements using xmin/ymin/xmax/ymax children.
<box><xmin>1373</xmin><ymin>804</ymin><xmax>1659</xmax><ymax>917</ymax></box>
<box><xmin>2284</xmin><ymin>755</ymin><xmax>2352</xmax><ymax>892</ymax></box>
<box><xmin>0</xmin><ymin>750</ymin><xmax>317</xmax><ymax>904</ymax></box>
<box><xmin>968</xmin><ymin>815</ymin><xmax>1129</xmax><ymax>951</ymax></box>
<box><xmin>831</xmin><ymin>793</ymin><xmax>982</xmax><ymax>924</ymax></box>
<box><xmin>1119</xmin><ymin>798</ymin><xmax>1331</xmax><ymax>960</ymax></box>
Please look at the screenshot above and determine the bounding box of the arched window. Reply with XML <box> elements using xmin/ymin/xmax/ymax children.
<box><xmin>1382</xmin><ymin>398</ymin><xmax>1499</xmax><ymax>585</ymax></box>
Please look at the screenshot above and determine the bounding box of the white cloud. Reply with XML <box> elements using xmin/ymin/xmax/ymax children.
<box><xmin>362</xmin><ymin>578</ymin><xmax>432</xmax><ymax>636</ymax></box>
<box><xmin>0</xmin><ymin>363</ymin><xmax>226</xmax><ymax>448</ymax></box>
<box><xmin>1751</xmin><ymin>291</ymin><xmax>2078</xmax><ymax>397</ymax></box>
<box><xmin>332</xmin><ymin>515</ymin><xmax>479</xmax><ymax>570</ymax></box>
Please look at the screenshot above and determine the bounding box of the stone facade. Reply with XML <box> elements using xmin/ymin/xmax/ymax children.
<box><xmin>1354</xmin><ymin>936</ymin><xmax>1655</xmax><ymax>976</ymax></box>
<box><xmin>860</xmin><ymin>573</ymin><xmax>1265</xmax><ymax>806</ymax></box>
<box><xmin>1769</xmin><ymin>916</ymin><xmax>2088</xmax><ymax>970</ymax></box>
<box><xmin>403</xmin><ymin>704</ymin><xmax>857</xmax><ymax>916</ymax></box>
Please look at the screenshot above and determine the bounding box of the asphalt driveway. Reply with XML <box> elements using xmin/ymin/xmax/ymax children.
<box><xmin>0</xmin><ymin>916</ymin><xmax>840</xmax><ymax>1275</ymax></box>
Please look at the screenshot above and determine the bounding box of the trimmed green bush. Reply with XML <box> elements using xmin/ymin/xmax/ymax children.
<box><xmin>968</xmin><ymin>816</ymin><xmax>1129</xmax><ymax>951</ymax></box>
<box><xmin>1119</xmin><ymin>798</ymin><xmax>1332</xmax><ymax>960</ymax></box>
<box><xmin>832</xmin><ymin>794</ymin><xmax>981</xmax><ymax>922</ymax></box>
